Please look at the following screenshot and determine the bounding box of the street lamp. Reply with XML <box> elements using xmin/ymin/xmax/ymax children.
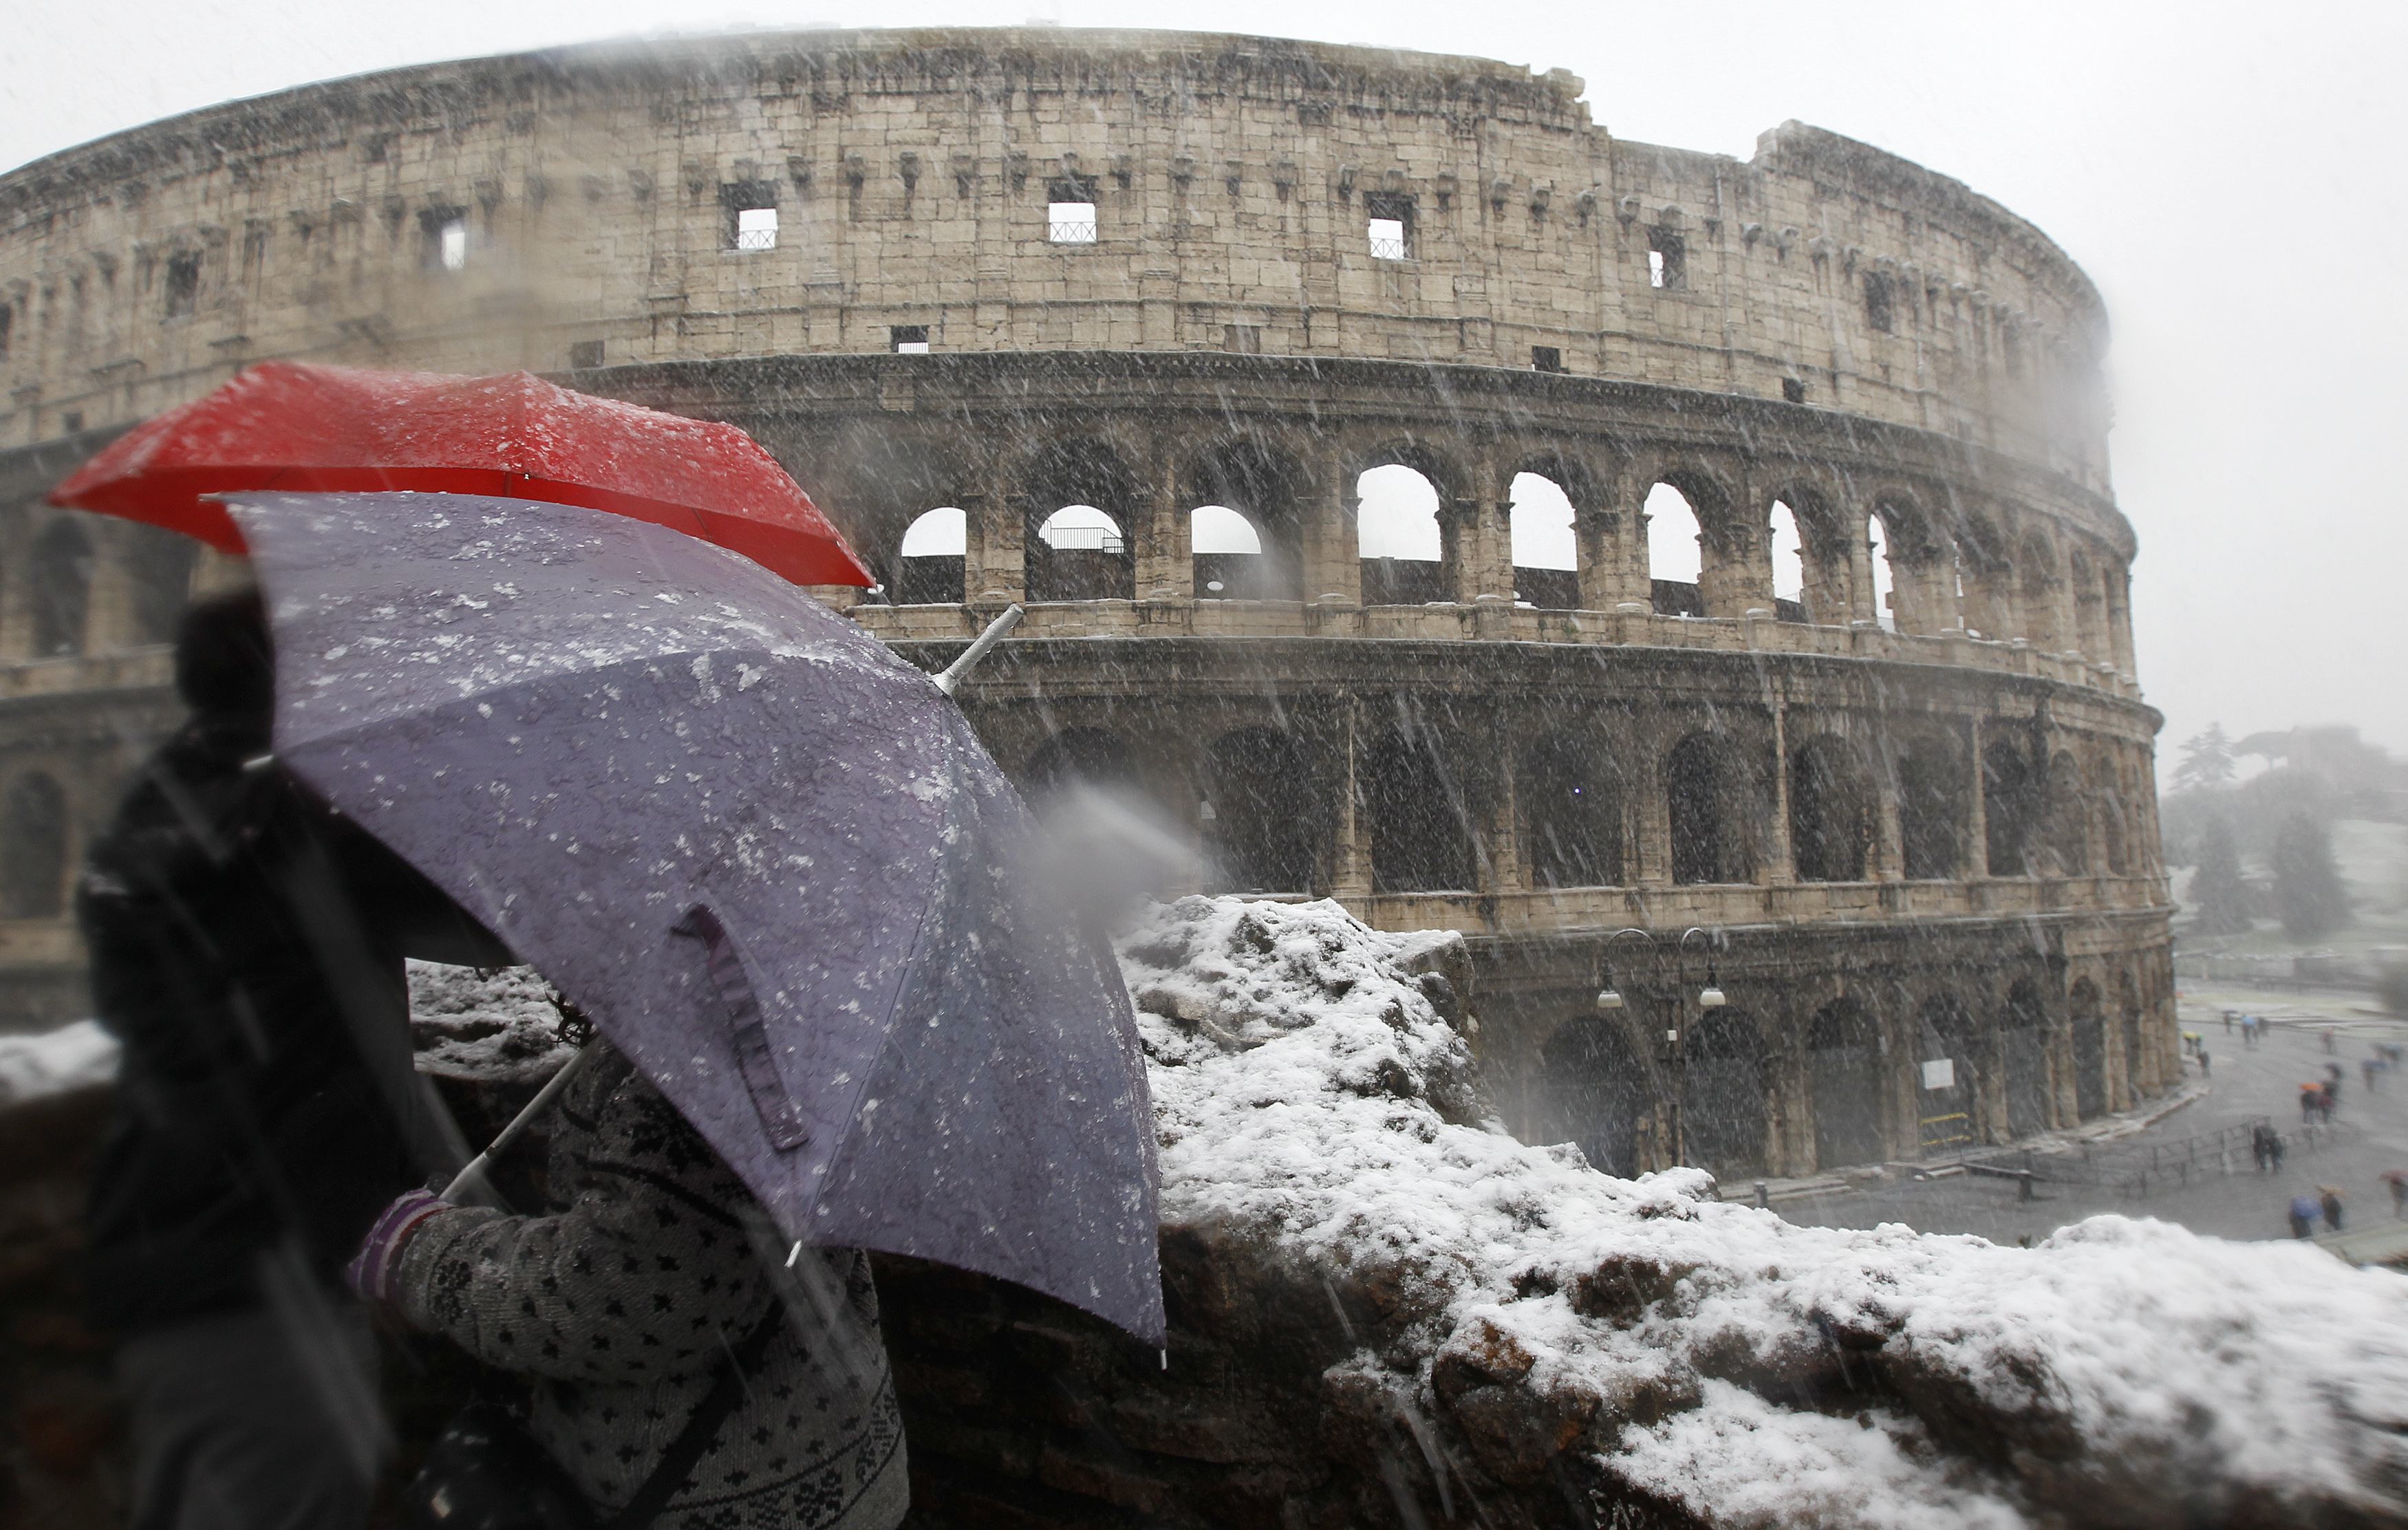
<box><xmin>1595</xmin><ymin>927</ymin><xmax>1651</xmax><ymax>1015</ymax></box>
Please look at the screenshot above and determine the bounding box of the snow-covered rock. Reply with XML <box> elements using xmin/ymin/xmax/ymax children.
<box><xmin>406</xmin><ymin>960</ymin><xmax>579</xmax><ymax>1084</ymax></box>
<box><xmin>1122</xmin><ymin>894</ymin><xmax>2408</xmax><ymax>1529</ymax></box>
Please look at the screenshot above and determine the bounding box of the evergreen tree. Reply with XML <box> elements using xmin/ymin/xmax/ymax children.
<box><xmin>2271</xmin><ymin>811</ymin><xmax>2349</xmax><ymax>939</ymax></box>
<box><xmin>2190</xmin><ymin>817</ymin><xmax>2252</xmax><ymax>936</ymax></box>
<box><xmin>2173</xmin><ymin>722</ymin><xmax>2236</xmax><ymax>793</ymax></box>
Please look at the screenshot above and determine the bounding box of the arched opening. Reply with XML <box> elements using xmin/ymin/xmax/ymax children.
<box><xmin>1917</xmin><ymin>995</ymin><xmax>1977</xmax><ymax>1150</ymax></box>
<box><xmin>1981</xmin><ymin>738</ymin><xmax>2036</xmax><ymax>876</ymax></box>
<box><xmin>1356</xmin><ymin>464</ymin><xmax>1448</xmax><ymax>605</ymax></box>
<box><xmin>1767</xmin><ymin>499</ymin><xmax>1807</xmax><ymax>623</ymax></box>
<box><xmin>1190</xmin><ymin>505</ymin><xmax>1268</xmax><ymax>600</ymax></box>
<box><xmin>2002</xmin><ymin>979</ymin><xmax>2050</xmax><ymax>1137</ymax></box>
<box><xmin>1955</xmin><ymin>514</ymin><xmax>2011</xmax><ymax>639</ymax></box>
<box><xmin>2117</xmin><ymin>970</ymin><xmax>2146</xmax><ymax>1103</ymax></box>
<box><xmin>2069</xmin><ymin>978</ymin><xmax>2107</xmax><ymax>1120</ymax></box>
<box><xmin>1029</xmin><ymin>506</ymin><xmax>1132</xmax><ymax>602</ymax></box>
<box><xmin>2069</xmin><ymin>550</ymin><xmax>2106</xmax><ymax>659</ymax></box>
<box><xmin>1202</xmin><ymin>728</ymin><xmax>1318</xmax><ymax>894</ymax></box>
<box><xmin>30</xmin><ymin>519</ymin><xmax>94</xmax><ymax>658</ymax></box>
<box><xmin>1540</xmin><ymin>1015</ymin><xmax>1646</xmax><ymax>1177</ymax></box>
<box><xmin>1364</xmin><ymin>718</ymin><xmax>1475</xmax><ymax>892</ymax></box>
<box><xmin>2038</xmin><ymin>751</ymin><xmax>2089</xmax><ymax>878</ymax></box>
<box><xmin>1521</xmin><ymin>731</ymin><xmax>1623</xmax><ymax>888</ymax></box>
<box><xmin>0</xmin><ymin>773</ymin><xmax>68</xmax><ymax>919</ymax></box>
<box><xmin>1187</xmin><ymin>440</ymin><xmax>1307</xmax><ymax>601</ymax></box>
<box><xmin>1666</xmin><ymin>731</ymin><xmax>1759</xmax><ymax>885</ymax></box>
<box><xmin>1807</xmin><ymin>998</ymin><xmax>1885</xmax><ymax>1170</ymax></box>
<box><xmin>1683</xmin><ymin>1009</ymin><xmax>1764</xmax><ymax>1176</ymax></box>
<box><xmin>1864</xmin><ymin>513</ymin><xmax>1900</xmax><ymax>632</ymax></box>
<box><xmin>1645</xmin><ymin>482</ymin><xmax>1704</xmax><ymax>616</ymax></box>
<box><xmin>1020</xmin><ymin>727</ymin><xmax>1139</xmax><ymax>804</ymax></box>
<box><xmin>1789</xmin><ymin>734</ymin><xmax>1873</xmax><ymax>883</ymax></box>
<box><xmin>1507</xmin><ymin>472</ymin><xmax>1578</xmax><ymax>611</ymax></box>
<box><xmin>2100</xmin><ymin>787</ymin><xmax>2131</xmax><ymax>876</ymax></box>
<box><xmin>1895</xmin><ymin>727</ymin><xmax>1969</xmax><ymax>880</ymax></box>
<box><xmin>124</xmin><ymin>525</ymin><xmax>197</xmax><ymax>646</ymax></box>
<box><xmin>2019</xmin><ymin>533</ymin><xmax>2059</xmax><ymax>648</ymax></box>
<box><xmin>896</xmin><ymin>507</ymin><xmax>967</xmax><ymax>605</ymax></box>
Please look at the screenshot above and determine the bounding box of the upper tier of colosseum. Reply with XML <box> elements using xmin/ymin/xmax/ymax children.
<box><xmin>0</xmin><ymin>28</ymin><xmax>2115</xmax><ymax>501</ymax></box>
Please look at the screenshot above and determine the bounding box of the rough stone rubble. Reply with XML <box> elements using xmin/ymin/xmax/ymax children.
<box><xmin>1122</xmin><ymin>895</ymin><xmax>2408</xmax><ymax>1529</ymax></box>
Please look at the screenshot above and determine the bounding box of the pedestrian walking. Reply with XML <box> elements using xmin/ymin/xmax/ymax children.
<box><xmin>2384</xmin><ymin>1170</ymin><xmax>2408</xmax><ymax>1219</ymax></box>
<box><xmin>2321</xmin><ymin>1185</ymin><xmax>2346</xmax><ymax>1233</ymax></box>
<box><xmin>2303</xmin><ymin>1083</ymin><xmax>2325</xmax><ymax>1123</ymax></box>
<box><xmin>2251</xmin><ymin>1124</ymin><xmax>2274</xmax><ymax>1172</ymax></box>
<box><xmin>2325</xmin><ymin>1026</ymin><xmax>2339</xmax><ymax>1055</ymax></box>
<box><xmin>2321</xmin><ymin>1083</ymin><xmax>2339</xmax><ymax>1123</ymax></box>
<box><xmin>2290</xmin><ymin>1193</ymin><xmax>2321</xmax><ymax>1238</ymax></box>
<box><xmin>2224</xmin><ymin>1009</ymin><xmax>2235</xmax><ymax>1035</ymax></box>
<box><xmin>2199</xmin><ymin>1048</ymin><xmax>2212</xmax><ymax>1079</ymax></box>
<box><xmin>78</xmin><ymin>590</ymin><xmax>513</xmax><ymax>1530</ymax></box>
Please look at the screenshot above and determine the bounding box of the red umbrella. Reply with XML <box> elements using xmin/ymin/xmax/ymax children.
<box><xmin>47</xmin><ymin>360</ymin><xmax>872</xmax><ymax>588</ymax></box>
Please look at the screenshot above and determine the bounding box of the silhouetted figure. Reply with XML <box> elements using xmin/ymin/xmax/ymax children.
<box><xmin>2290</xmin><ymin>1194</ymin><xmax>2321</xmax><ymax>1239</ymax></box>
<box><xmin>2321</xmin><ymin>1187</ymin><xmax>2346</xmax><ymax>1233</ymax></box>
<box><xmin>80</xmin><ymin>589</ymin><xmax>508</xmax><ymax>1530</ymax></box>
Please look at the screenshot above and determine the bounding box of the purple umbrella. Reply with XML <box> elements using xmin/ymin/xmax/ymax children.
<box><xmin>225</xmin><ymin>489</ymin><xmax>1163</xmax><ymax>1344</ymax></box>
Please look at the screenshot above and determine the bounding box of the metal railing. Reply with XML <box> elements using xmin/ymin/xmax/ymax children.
<box><xmin>1954</xmin><ymin>1114</ymin><xmax>2332</xmax><ymax>1198</ymax></box>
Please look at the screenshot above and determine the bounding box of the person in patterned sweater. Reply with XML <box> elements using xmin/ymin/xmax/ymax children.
<box><xmin>351</xmin><ymin>1042</ymin><xmax>907</xmax><ymax>1529</ymax></box>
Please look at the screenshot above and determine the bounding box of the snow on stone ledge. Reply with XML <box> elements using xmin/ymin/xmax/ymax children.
<box><xmin>407</xmin><ymin>960</ymin><xmax>578</xmax><ymax>1084</ymax></box>
<box><xmin>0</xmin><ymin>1020</ymin><xmax>119</xmax><ymax>1107</ymax></box>
<box><xmin>1119</xmin><ymin>895</ymin><xmax>2408</xmax><ymax>1529</ymax></box>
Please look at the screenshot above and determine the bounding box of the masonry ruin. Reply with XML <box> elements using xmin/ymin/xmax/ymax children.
<box><xmin>0</xmin><ymin>28</ymin><xmax>2173</xmax><ymax>1184</ymax></box>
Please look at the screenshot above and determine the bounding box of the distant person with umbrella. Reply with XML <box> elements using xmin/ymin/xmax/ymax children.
<box><xmin>2290</xmin><ymin>1193</ymin><xmax>2322</xmax><ymax>1239</ymax></box>
<box><xmin>79</xmin><ymin>590</ymin><xmax>512</xmax><ymax>1530</ymax></box>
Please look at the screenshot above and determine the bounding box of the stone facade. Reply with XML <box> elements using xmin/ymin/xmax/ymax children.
<box><xmin>0</xmin><ymin>28</ymin><xmax>2172</xmax><ymax>1175</ymax></box>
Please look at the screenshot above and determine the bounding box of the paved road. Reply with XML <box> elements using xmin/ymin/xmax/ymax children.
<box><xmin>1776</xmin><ymin>985</ymin><xmax>2408</xmax><ymax>1245</ymax></box>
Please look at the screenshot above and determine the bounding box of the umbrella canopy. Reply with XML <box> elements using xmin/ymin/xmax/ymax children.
<box><xmin>228</xmin><ymin>488</ymin><xmax>1161</xmax><ymax>1343</ymax></box>
<box><xmin>49</xmin><ymin>361</ymin><xmax>872</xmax><ymax>588</ymax></box>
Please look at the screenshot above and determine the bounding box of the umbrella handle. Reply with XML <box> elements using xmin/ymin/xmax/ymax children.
<box><xmin>441</xmin><ymin>1042</ymin><xmax>601</xmax><ymax>1207</ymax></box>
<box><xmin>934</xmin><ymin>604</ymin><xmax>1024</xmax><ymax>696</ymax></box>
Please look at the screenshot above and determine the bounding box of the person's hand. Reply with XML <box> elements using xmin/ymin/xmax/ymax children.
<box><xmin>345</xmin><ymin>1189</ymin><xmax>449</xmax><ymax>1304</ymax></box>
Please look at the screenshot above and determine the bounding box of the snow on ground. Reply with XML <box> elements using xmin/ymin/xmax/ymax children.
<box><xmin>0</xmin><ymin>1019</ymin><xmax>118</xmax><ymax>1106</ymax></box>
<box><xmin>405</xmin><ymin>960</ymin><xmax>579</xmax><ymax>1083</ymax></box>
<box><xmin>1122</xmin><ymin>894</ymin><xmax>2408</xmax><ymax>1527</ymax></box>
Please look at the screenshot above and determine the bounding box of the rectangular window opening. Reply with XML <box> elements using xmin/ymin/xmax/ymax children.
<box><xmin>1646</xmin><ymin>226</ymin><xmax>1686</xmax><ymax>290</ymax></box>
<box><xmin>1782</xmin><ymin>376</ymin><xmax>1808</xmax><ymax>405</ymax></box>
<box><xmin>891</xmin><ymin>325</ymin><xmax>930</xmax><ymax>354</ymax></box>
<box><xmin>568</xmin><ymin>340</ymin><xmax>605</xmax><ymax>369</ymax></box>
<box><xmin>163</xmin><ymin>252</ymin><xmax>202</xmax><ymax>317</ymax></box>
<box><xmin>1530</xmin><ymin>345</ymin><xmax>1564</xmax><ymax>373</ymax></box>
<box><xmin>720</xmin><ymin>181</ymin><xmax>782</xmax><ymax>252</ymax></box>
<box><xmin>1049</xmin><ymin>201</ymin><xmax>1098</xmax><ymax>244</ymax></box>
<box><xmin>1864</xmin><ymin>272</ymin><xmax>1895</xmax><ymax>333</ymax></box>
<box><xmin>420</xmin><ymin>208</ymin><xmax>469</xmax><ymax>272</ymax></box>
<box><xmin>1364</xmin><ymin>192</ymin><xmax>1415</xmax><ymax>261</ymax></box>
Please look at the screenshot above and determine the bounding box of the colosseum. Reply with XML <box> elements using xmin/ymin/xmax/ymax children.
<box><xmin>0</xmin><ymin>27</ymin><xmax>2172</xmax><ymax>1180</ymax></box>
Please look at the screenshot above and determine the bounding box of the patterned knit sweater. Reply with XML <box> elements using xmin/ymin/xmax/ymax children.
<box><xmin>394</xmin><ymin>1045</ymin><xmax>907</xmax><ymax>1529</ymax></box>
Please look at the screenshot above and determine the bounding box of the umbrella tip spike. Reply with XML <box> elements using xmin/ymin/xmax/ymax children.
<box><xmin>1160</xmin><ymin>1348</ymin><xmax>1169</xmax><ymax>1371</ymax></box>
<box><xmin>785</xmin><ymin>1240</ymin><xmax>804</xmax><ymax>1269</ymax></box>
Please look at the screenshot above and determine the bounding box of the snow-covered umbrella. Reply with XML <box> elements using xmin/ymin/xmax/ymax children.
<box><xmin>224</xmin><ymin>488</ymin><xmax>1163</xmax><ymax>1343</ymax></box>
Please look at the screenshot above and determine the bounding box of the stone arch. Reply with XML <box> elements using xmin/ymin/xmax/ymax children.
<box><xmin>1020</xmin><ymin>726</ymin><xmax>1139</xmax><ymax>801</ymax></box>
<box><xmin>1759</xmin><ymin>480</ymin><xmax>1851</xmax><ymax>625</ymax></box>
<box><xmin>1666</xmin><ymin>730</ymin><xmax>1763</xmax><ymax>885</ymax></box>
<box><xmin>0</xmin><ymin>773</ymin><xmax>69</xmax><ymax>919</ymax></box>
<box><xmin>2037</xmin><ymin>749</ymin><xmax>2090</xmax><ymax>877</ymax></box>
<box><xmin>1867</xmin><ymin>489</ymin><xmax>1947</xmax><ymax>634</ymax></box>
<box><xmin>1022</xmin><ymin>439</ymin><xmax>1145</xmax><ymax>602</ymax></box>
<box><xmin>123</xmin><ymin>524</ymin><xmax>198</xmax><ymax>646</ymax></box>
<box><xmin>1353</xmin><ymin>445</ymin><xmax>1459</xmax><ymax>605</ymax></box>
<box><xmin>2017</xmin><ymin>529</ymin><xmax>2062</xmax><ymax>647</ymax></box>
<box><xmin>2002</xmin><ymin>978</ymin><xmax>2051</xmax><ymax>1137</ymax></box>
<box><xmin>2116</xmin><ymin>968</ymin><xmax>2146</xmax><ymax>1104</ymax></box>
<box><xmin>1981</xmin><ymin>734</ymin><xmax>2036</xmax><ymax>876</ymax></box>
<box><xmin>1363</xmin><ymin>705</ymin><xmax>1476</xmax><ymax>893</ymax></box>
<box><xmin>30</xmin><ymin>518</ymin><xmax>94</xmax><ymax>658</ymax></box>
<box><xmin>895</xmin><ymin>507</ymin><xmax>967</xmax><ymax>604</ymax></box>
<box><xmin>1893</xmin><ymin>723</ymin><xmax>1970</xmax><ymax>880</ymax></box>
<box><xmin>1916</xmin><ymin>993</ymin><xmax>1978</xmax><ymax>1149</ymax></box>
<box><xmin>1202</xmin><ymin>726</ymin><xmax>1320</xmax><ymax>894</ymax></box>
<box><xmin>2068</xmin><ymin>546</ymin><xmax>2107</xmax><ymax>659</ymax></box>
<box><xmin>1185</xmin><ymin>437</ymin><xmax>1309</xmax><ymax>601</ymax></box>
<box><xmin>2094</xmin><ymin>756</ymin><xmax>2131</xmax><ymax>876</ymax></box>
<box><xmin>1807</xmin><ymin>997</ymin><xmax>1886</xmax><ymax>1169</ymax></box>
<box><xmin>1521</xmin><ymin>729</ymin><xmax>1624</xmax><ymax>888</ymax></box>
<box><xmin>1505</xmin><ymin>449</ymin><xmax>1604</xmax><ymax>611</ymax></box>
<box><xmin>1789</xmin><ymin>732</ymin><xmax>1874</xmax><ymax>883</ymax></box>
<box><xmin>2069</xmin><ymin>976</ymin><xmax>2107</xmax><ymax>1120</ymax></box>
<box><xmin>1540</xmin><ymin>1012</ymin><xmax>1647</xmax><ymax>1177</ymax></box>
<box><xmin>1952</xmin><ymin>507</ymin><xmax>2014</xmax><ymax>640</ymax></box>
<box><xmin>1641</xmin><ymin>462</ymin><xmax>1739</xmax><ymax>617</ymax></box>
<box><xmin>1684</xmin><ymin>1007</ymin><xmax>1765</xmax><ymax>1176</ymax></box>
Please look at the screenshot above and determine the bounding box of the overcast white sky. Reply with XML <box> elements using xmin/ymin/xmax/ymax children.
<box><xmin>8</xmin><ymin>1</ymin><xmax>2402</xmax><ymax>776</ymax></box>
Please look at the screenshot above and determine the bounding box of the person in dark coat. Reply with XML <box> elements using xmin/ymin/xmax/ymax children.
<box><xmin>79</xmin><ymin>588</ymin><xmax>510</xmax><ymax>1530</ymax></box>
